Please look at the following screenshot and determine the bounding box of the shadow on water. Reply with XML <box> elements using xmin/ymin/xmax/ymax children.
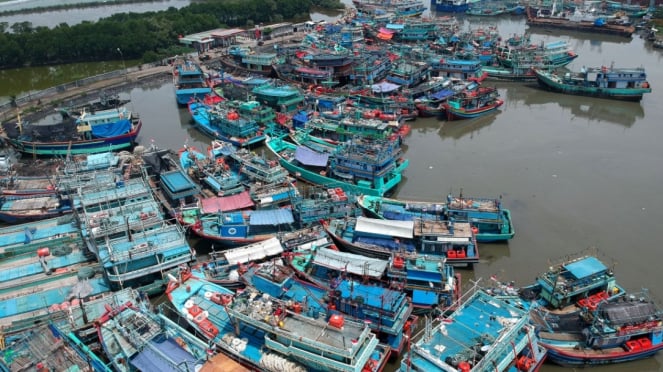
<box><xmin>503</xmin><ymin>82</ymin><xmax>645</xmax><ymax>128</ymax></box>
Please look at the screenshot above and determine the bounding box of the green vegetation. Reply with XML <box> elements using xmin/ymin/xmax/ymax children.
<box><xmin>0</xmin><ymin>0</ymin><xmax>344</xmax><ymax>69</ymax></box>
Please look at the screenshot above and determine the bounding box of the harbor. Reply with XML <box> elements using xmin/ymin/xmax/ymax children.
<box><xmin>1</xmin><ymin>0</ymin><xmax>663</xmax><ymax>371</ymax></box>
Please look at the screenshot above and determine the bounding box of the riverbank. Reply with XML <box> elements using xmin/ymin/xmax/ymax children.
<box><xmin>0</xmin><ymin>64</ymin><xmax>172</xmax><ymax>123</ymax></box>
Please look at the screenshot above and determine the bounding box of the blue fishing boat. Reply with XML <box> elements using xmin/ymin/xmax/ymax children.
<box><xmin>188</xmin><ymin>101</ymin><xmax>266</xmax><ymax>147</ymax></box>
<box><xmin>0</xmin><ymin>246</ymin><xmax>111</xmax><ymax>337</ymax></box>
<box><xmin>1</xmin><ymin>108</ymin><xmax>141</xmax><ymax>156</ymax></box>
<box><xmin>0</xmin><ymin>323</ymin><xmax>111</xmax><ymax>372</ymax></box>
<box><xmin>0</xmin><ymin>214</ymin><xmax>81</xmax><ymax>260</ymax></box>
<box><xmin>190</xmin><ymin>208</ymin><xmax>296</xmax><ymax>247</ymax></box>
<box><xmin>443</xmin><ymin>85</ymin><xmax>504</xmax><ymax>121</ymax></box>
<box><xmin>266</xmin><ymin>133</ymin><xmax>409</xmax><ymax>197</ymax></box>
<box><xmin>251</xmin><ymin>83</ymin><xmax>306</xmax><ymax>113</ymax></box>
<box><xmin>0</xmin><ymin>193</ymin><xmax>73</xmax><ymax>223</ymax></box>
<box><xmin>387</xmin><ymin>253</ymin><xmax>461</xmax><ymax>312</ymax></box>
<box><xmin>401</xmin><ymin>284</ymin><xmax>547</xmax><ymax>371</ymax></box>
<box><xmin>387</xmin><ymin>61</ymin><xmax>431</xmax><ymax>88</ymax></box>
<box><xmin>499</xmin><ymin>254</ymin><xmax>663</xmax><ymax>367</ymax></box>
<box><xmin>429</xmin><ymin>58</ymin><xmax>487</xmax><ymax>82</ymax></box>
<box><xmin>172</xmin><ymin>57</ymin><xmax>212</xmax><ymax>105</ymax></box>
<box><xmin>178</xmin><ymin>144</ymin><xmax>243</xmax><ymax>197</ymax></box>
<box><xmin>244</xmin><ymin>258</ymin><xmax>410</xmax><ymax>358</ymax></box>
<box><xmin>357</xmin><ymin>193</ymin><xmax>515</xmax><ymax>242</ymax></box>
<box><xmin>167</xmin><ymin>268</ymin><xmax>389</xmax><ymax>372</ymax></box>
<box><xmin>73</xmin><ymin>173</ymin><xmax>195</xmax><ymax>292</ymax></box>
<box><xmin>323</xmin><ymin>216</ymin><xmax>480</xmax><ymax>267</ymax></box>
<box><xmin>496</xmin><ymin>39</ymin><xmax>578</xmax><ymax>70</ymax></box>
<box><xmin>431</xmin><ymin>0</ymin><xmax>480</xmax><ymax>13</ymax></box>
<box><xmin>96</xmin><ymin>301</ymin><xmax>209</xmax><ymax>371</ymax></box>
<box><xmin>534</xmin><ymin>65</ymin><xmax>652</xmax><ymax>101</ymax></box>
<box><xmin>191</xmin><ymin>236</ymin><xmax>284</xmax><ymax>289</ymax></box>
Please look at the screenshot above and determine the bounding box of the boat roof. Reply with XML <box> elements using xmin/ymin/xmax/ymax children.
<box><xmin>201</xmin><ymin>191</ymin><xmax>254</xmax><ymax>213</ymax></box>
<box><xmin>295</xmin><ymin>146</ymin><xmax>329</xmax><ymax>167</ymax></box>
<box><xmin>371</xmin><ymin>81</ymin><xmax>400</xmax><ymax>93</ymax></box>
<box><xmin>249</xmin><ymin>208</ymin><xmax>294</xmax><ymax>225</ymax></box>
<box><xmin>161</xmin><ymin>170</ymin><xmax>198</xmax><ymax>193</ymax></box>
<box><xmin>355</xmin><ymin>216</ymin><xmax>414</xmax><ymax>238</ymax></box>
<box><xmin>313</xmin><ymin>247</ymin><xmax>388</xmax><ymax>278</ymax></box>
<box><xmin>564</xmin><ymin>256</ymin><xmax>607</xmax><ymax>280</ymax></box>
<box><xmin>223</xmin><ymin>237</ymin><xmax>283</xmax><ymax>264</ymax></box>
<box><xmin>409</xmin><ymin>290</ymin><xmax>529</xmax><ymax>370</ymax></box>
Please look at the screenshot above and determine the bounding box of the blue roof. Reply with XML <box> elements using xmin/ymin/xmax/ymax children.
<box><xmin>161</xmin><ymin>170</ymin><xmax>197</xmax><ymax>193</ymax></box>
<box><xmin>430</xmin><ymin>89</ymin><xmax>454</xmax><ymax>101</ymax></box>
<box><xmin>564</xmin><ymin>256</ymin><xmax>607</xmax><ymax>279</ymax></box>
<box><xmin>249</xmin><ymin>209</ymin><xmax>294</xmax><ymax>225</ymax></box>
<box><xmin>295</xmin><ymin>146</ymin><xmax>329</xmax><ymax>167</ymax></box>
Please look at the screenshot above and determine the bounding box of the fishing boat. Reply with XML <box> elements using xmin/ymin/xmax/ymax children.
<box><xmin>323</xmin><ymin>216</ymin><xmax>480</xmax><ymax>267</ymax></box>
<box><xmin>190</xmin><ymin>208</ymin><xmax>296</xmax><ymax>247</ymax></box>
<box><xmin>191</xmin><ymin>236</ymin><xmax>284</xmax><ymax>289</ymax></box>
<box><xmin>178</xmin><ymin>144</ymin><xmax>244</xmax><ymax>198</ymax></box>
<box><xmin>0</xmin><ymin>323</ymin><xmax>110</xmax><ymax>372</ymax></box>
<box><xmin>251</xmin><ymin>83</ymin><xmax>306</xmax><ymax>113</ymax></box>
<box><xmin>96</xmin><ymin>301</ymin><xmax>208</xmax><ymax>371</ymax></box>
<box><xmin>1</xmin><ymin>107</ymin><xmax>141</xmax><ymax>156</ymax></box>
<box><xmin>534</xmin><ymin>65</ymin><xmax>652</xmax><ymax>101</ymax></box>
<box><xmin>73</xmin><ymin>172</ymin><xmax>195</xmax><ymax>292</ymax></box>
<box><xmin>442</xmin><ymin>85</ymin><xmax>504</xmax><ymax>121</ymax></box>
<box><xmin>266</xmin><ymin>133</ymin><xmax>409</xmax><ymax>197</ymax></box>
<box><xmin>429</xmin><ymin>58</ymin><xmax>488</xmax><ymax>82</ymax></box>
<box><xmin>386</xmin><ymin>253</ymin><xmax>461</xmax><ymax>312</ymax></box>
<box><xmin>400</xmin><ymin>283</ymin><xmax>548</xmax><ymax>371</ymax></box>
<box><xmin>188</xmin><ymin>101</ymin><xmax>266</xmax><ymax>147</ymax></box>
<box><xmin>525</xmin><ymin>5</ymin><xmax>636</xmax><ymax>38</ymax></box>
<box><xmin>495</xmin><ymin>254</ymin><xmax>663</xmax><ymax>366</ymax></box>
<box><xmin>0</xmin><ymin>193</ymin><xmax>73</xmax><ymax>223</ymax></box>
<box><xmin>227</xmin><ymin>146</ymin><xmax>290</xmax><ymax>185</ymax></box>
<box><xmin>57</xmin><ymin>90</ymin><xmax>130</xmax><ymax>118</ymax></box>
<box><xmin>172</xmin><ymin>57</ymin><xmax>213</xmax><ymax>105</ymax></box>
<box><xmin>244</xmin><ymin>257</ymin><xmax>410</xmax><ymax>358</ymax></box>
<box><xmin>0</xmin><ymin>245</ymin><xmax>111</xmax><ymax>337</ymax></box>
<box><xmin>166</xmin><ymin>268</ymin><xmax>389</xmax><ymax>372</ymax></box>
<box><xmin>0</xmin><ymin>174</ymin><xmax>57</xmax><ymax>196</ymax></box>
<box><xmin>0</xmin><ymin>214</ymin><xmax>81</xmax><ymax>260</ymax></box>
<box><xmin>386</xmin><ymin>61</ymin><xmax>431</xmax><ymax>88</ymax></box>
<box><xmin>495</xmin><ymin>39</ymin><xmax>579</xmax><ymax>70</ymax></box>
<box><xmin>357</xmin><ymin>193</ymin><xmax>515</xmax><ymax>242</ymax></box>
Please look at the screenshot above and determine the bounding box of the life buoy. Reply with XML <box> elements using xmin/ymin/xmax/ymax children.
<box><xmin>216</xmin><ymin>158</ymin><xmax>224</xmax><ymax>165</ymax></box>
<box><xmin>227</xmin><ymin>227</ymin><xmax>237</xmax><ymax>235</ymax></box>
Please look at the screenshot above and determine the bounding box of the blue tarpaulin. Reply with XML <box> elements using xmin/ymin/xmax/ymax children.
<box><xmin>130</xmin><ymin>338</ymin><xmax>199</xmax><ymax>371</ymax></box>
<box><xmin>430</xmin><ymin>89</ymin><xmax>455</xmax><ymax>101</ymax></box>
<box><xmin>249</xmin><ymin>208</ymin><xmax>294</xmax><ymax>225</ymax></box>
<box><xmin>91</xmin><ymin>119</ymin><xmax>131</xmax><ymax>138</ymax></box>
<box><xmin>295</xmin><ymin>146</ymin><xmax>329</xmax><ymax>167</ymax></box>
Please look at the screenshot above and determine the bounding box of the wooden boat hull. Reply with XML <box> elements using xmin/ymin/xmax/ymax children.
<box><xmin>535</xmin><ymin>70</ymin><xmax>650</xmax><ymax>101</ymax></box>
<box><xmin>3</xmin><ymin>121</ymin><xmax>141</xmax><ymax>156</ymax></box>
<box><xmin>265</xmin><ymin>135</ymin><xmax>408</xmax><ymax>197</ymax></box>
<box><xmin>543</xmin><ymin>342</ymin><xmax>663</xmax><ymax>367</ymax></box>
<box><xmin>445</xmin><ymin>99</ymin><xmax>504</xmax><ymax>120</ymax></box>
<box><xmin>357</xmin><ymin>194</ymin><xmax>515</xmax><ymax>242</ymax></box>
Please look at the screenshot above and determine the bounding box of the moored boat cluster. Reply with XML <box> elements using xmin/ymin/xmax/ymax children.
<box><xmin>0</xmin><ymin>1</ymin><xmax>658</xmax><ymax>371</ymax></box>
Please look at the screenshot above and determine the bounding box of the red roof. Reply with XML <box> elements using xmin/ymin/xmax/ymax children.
<box><xmin>201</xmin><ymin>190</ymin><xmax>254</xmax><ymax>213</ymax></box>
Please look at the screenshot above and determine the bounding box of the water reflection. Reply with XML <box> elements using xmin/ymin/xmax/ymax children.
<box><xmin>438</xmin><ymin>113</ymin><xmax>498</xmax><ymax>140</ymax></box>
<box><xmin>525</xmin><ymin>26</ymin><xmax>633</xmax><ymax>44</ymax></box>
<box><xmin>505</xmin><ymin>83</ymin><xmax>645</xmax><ymax>127</ymax></box>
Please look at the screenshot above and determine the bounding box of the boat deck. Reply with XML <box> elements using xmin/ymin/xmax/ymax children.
<box><xmin>200</xmin><ymin>353</ymin><xmax>248</xmax><ymax>372</ymax></box>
